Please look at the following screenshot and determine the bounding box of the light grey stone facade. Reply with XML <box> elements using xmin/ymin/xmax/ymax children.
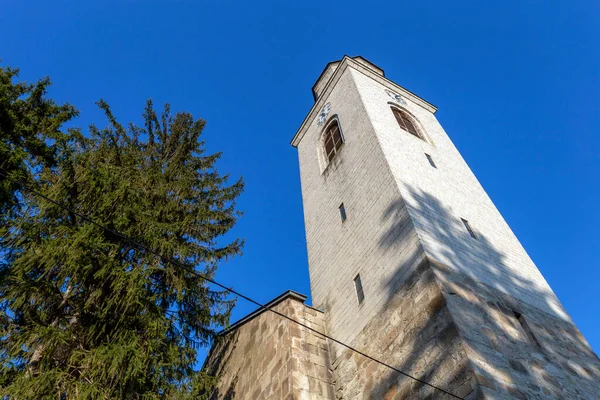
<box><xmin>204</xmin><ymin>56</ymin><xmax>600</xmax><ymax>399</ymax></box>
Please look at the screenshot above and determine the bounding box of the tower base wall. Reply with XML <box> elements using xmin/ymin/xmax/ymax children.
<box><xmin>329</xmin><ymin>260</ymin><xmax>476</xmax><ymax>399</ymax></box>
<box><xmin>203</xmin><ymin>294</ymin><xmax>334</xmax><ymax>399</ymax></box>
<box><xmin>433</xmin><ymin>260</ymin><xmax>600</xmax><ymax>399</ymax></box>
<box><xmin>327</xmin><ymin>259</ymin><xmax>600</xmax><ymax>399</ymax></box>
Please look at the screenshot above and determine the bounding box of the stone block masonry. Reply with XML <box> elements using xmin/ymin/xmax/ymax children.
<box><xmin>328</xmin><ymin>257</ymin><xmax>600</xmax><ymax>399</ymax></box>
<box><xmin>203</xmin><ymin>291</ymin><xmax>334</xmax><ymax>399</ymax></box>
<box><xmin>433</xmin><ymin>260</ymin><xmax>600</xmax><ymax>399</ymax></box>
<box><xmin>204</xmin><ymin>56</ymin><xmax>600</xmax><ymax>399</ymax></box>
<box><xmin>203</xmin><ymin>259</ymin><xmax>599</xmax><ymax>398</ymax></box>
<box><xmin>329</xmin><ymin>260</ymin><xmax>476</xmax><ymax>400</ymax></box>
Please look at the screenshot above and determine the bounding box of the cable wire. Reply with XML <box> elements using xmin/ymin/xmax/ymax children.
<box><xmin>0</xmin><ymin>171</ymin><xmax>464</xmax><ymax>399</ymax></box>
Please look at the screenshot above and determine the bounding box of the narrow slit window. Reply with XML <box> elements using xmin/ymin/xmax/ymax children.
<box><xmin>514</xmin><ymin>311</ymin><xmax>543</xmax><ymax>350</ymax></box>
<box><xmin>354</xmin><ymin>274</ymin><xmax>365</xmax><ymax>304</ymax></box>
<box><xmin>339</xmin><ymin>203</ymin><xmax>347</xmax><ymax>222</ymax></box>
<box><xmin>425</xmin><ymin>153</ymin><xmax>437</xmax><ymax>168</ymax></box>
<box><xmin>461</xmin><ymin>218</ymin><xmax>477</xmax><ymax>239</ymax></box>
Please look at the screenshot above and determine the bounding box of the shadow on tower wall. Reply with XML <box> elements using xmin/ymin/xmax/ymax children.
<box><xmin>335</xmin><ymin>185</ymin><xmax>600</xmax><ymax>399</ymax></box>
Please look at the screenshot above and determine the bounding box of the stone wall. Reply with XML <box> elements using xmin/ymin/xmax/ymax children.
<box><xmin>203</xmin><ymin>265</ymin><xmax>599</xmax><ymax>400</ymax></box>
<box><xmin>203</xmin><ymin>292</ymin><xmax>334</xmax><ymax>399</ymax></box>
<box><xmin>329</xmin><ymin>261</ymin><xmax>476</xmax><ymax>400</ymax></box>
<box><xmin>328</xmin><ymin>257</ymin><xmax>600</xmax><ymax>400</ymax></box>
<box><xmin>434</xmin><ymin>261</ymin><xmax>600</xmax><ymax>399</ymax></box>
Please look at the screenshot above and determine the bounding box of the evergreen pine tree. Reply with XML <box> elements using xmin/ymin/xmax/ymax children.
<box><xmin>0</xmin><ymin>65</ymin><xmax>77</xmax><ymax>217</ymax></box>
<box><xmin>0</xmin><ymin>99</ymin><xmax>243</xmax><ymax>399</ymax></box>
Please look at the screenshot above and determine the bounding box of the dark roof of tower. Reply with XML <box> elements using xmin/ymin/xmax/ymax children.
<box><xmin>311</xmin><ymin>56</ymin><xmax>385</xmax><ymax>101</ymax></box>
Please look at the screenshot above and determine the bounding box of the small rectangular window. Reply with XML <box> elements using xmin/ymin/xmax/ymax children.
<box><xmin>339</xmin><ymin>203</ymin><xmax>347</xmax><ymax>223</ymax></box>
<box><xmin>425</xmin><ymin>153</ymin><xmax>437</xmax><ymax>168</ymax></box>
<box><xmin>514</xmin><ymin>311</ymin><xmax>543</xmax><ymax>350</ymax></box>
<box><xmin>354</xmin><ymin>274</ymin><xmax>365</xmax><ymax>304</ymax></box>
<box><xmin>461</xmin><ymin>218</ymin><xmax>477</xmax><ymax>239</ymax></box>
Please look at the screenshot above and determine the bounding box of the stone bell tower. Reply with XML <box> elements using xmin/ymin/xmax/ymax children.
<box><xmin>291</xmin><ymin>56</ymin><xmax>600</xmax><ymax>399</ymax></box>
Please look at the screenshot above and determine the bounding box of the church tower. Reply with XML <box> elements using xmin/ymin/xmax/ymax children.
<box><xmin>291</xmin><ymin>56</ymin><xmax>600</xmax><ymax>399</ymax></box>
<box><xmin>204</xmin><ymin>56</ymin><xmax>599</xmax><ymax>399</ymax></box>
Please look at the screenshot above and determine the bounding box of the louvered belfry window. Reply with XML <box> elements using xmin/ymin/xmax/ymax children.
<box><xmin>323</xmin><ymin>120</ymin><xmax>343</xmax><ymax>162</ymax></box>
<box><xmin>392</xmin><ymin>108</ymin><xmax>421</xmax><ymax>139</ymax></box>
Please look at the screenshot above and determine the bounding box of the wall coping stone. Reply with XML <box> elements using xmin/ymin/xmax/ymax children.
<box><xmin>218</xmin><ymin>290</ymin><xmax>317</xmax><ymax>336</ymax></box>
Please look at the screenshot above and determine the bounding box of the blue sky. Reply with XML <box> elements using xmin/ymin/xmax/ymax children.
<box><xmin>2</xmin><ymin>0</ymin><xmax>599</xmax><ymax>363</ymax></box>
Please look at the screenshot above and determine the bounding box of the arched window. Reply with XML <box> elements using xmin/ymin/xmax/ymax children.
<box><xmin>323</xmin><ymin>120</ymin><xmax>343</xmax><ymax>162</ymax></box>
<box><xmin>391</xmin><ymin>108</ymin><xmax>422</xmax><ymax>139</ymax></box>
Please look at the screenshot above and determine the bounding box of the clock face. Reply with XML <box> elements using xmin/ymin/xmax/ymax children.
<box><xmin>317</xmin><ymin>102</ymin><xmax>331</xmax><ymax>126</ymax></box>
<box><xmin>385</xmin><ymin>89</ymin><xmax>407</xmax><ymax>105</ymax></box>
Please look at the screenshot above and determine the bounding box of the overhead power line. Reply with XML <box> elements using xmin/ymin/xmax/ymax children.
<box><xmin>0</xmin><ymin>171</ymin><xmax>464</xmax><ymax>399</ymax></box>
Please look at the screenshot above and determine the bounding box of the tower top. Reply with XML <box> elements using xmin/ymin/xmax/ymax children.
<box><xmin>293</xmin><ymin>55</ymin><xmax>436</xmax><ymax>147</ymax></box>
<box><xmin>312</xmin><ymin>56</ymin><xmax>385</xmax><ymax>101</ymax></box>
